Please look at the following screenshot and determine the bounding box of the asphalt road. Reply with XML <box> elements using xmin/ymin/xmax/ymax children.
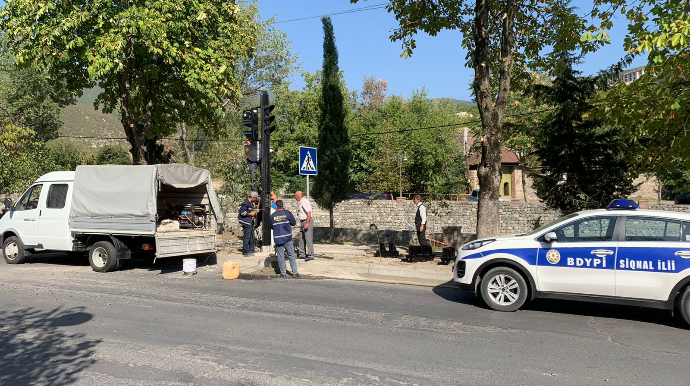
<box><xmin>1</xmin><ymin>254</ymin><xmax>690</xmax><ymax>386</ymax></box>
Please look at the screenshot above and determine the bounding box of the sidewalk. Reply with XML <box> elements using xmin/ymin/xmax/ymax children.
<box><xmin>216</xmin><ymin>243</ymin><xmax>455</xmax><ymax>287</ymax></box>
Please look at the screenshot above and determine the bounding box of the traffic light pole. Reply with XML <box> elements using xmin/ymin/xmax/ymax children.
<box><xmin>260</xmin><ymin>91</ymin><xmax>272</xmax><ymax>252</ymax></box>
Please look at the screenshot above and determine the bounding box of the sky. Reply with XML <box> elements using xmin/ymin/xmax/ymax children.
<box><xmin>258</xmin><ymin>0</ymin><xmax>647</xmax><ymax>101</ymax></box>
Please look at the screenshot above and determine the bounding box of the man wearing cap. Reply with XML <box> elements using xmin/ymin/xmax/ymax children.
<box><xmin>238</xmin><ymin>191</ymin><xmax>259</xmax><ymax>256</ymax></box>
<box><xmin>244</xmin><ymin>136</ymin><xmax>260</xmax><ymax>191</ymax></box>
<box><xmin>270</xmin><ymin>200</ymin><xmax>300</xmax><ymax>278</ymax></box>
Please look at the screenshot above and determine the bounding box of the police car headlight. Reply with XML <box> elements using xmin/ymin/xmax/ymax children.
<box><xmin>462</xmin><ymin>239</ymin><xmax>495</xmax><ymax>251</ymax></box>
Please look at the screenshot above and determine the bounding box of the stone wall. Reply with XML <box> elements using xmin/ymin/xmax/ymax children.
<box><xmin>279</xmin><ymin>199</ymin><xmax>562</xmax><ymax>245</ymax></box>
<box><xmin>223</xmin><ymin>198</ymin><xmax>690</xmax><ymax>246</ymax></box>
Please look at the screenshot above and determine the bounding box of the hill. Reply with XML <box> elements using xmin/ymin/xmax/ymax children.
<box><xmin>59</xmin><ymin>86</ymin><xmax>125</xmax><ymax>146</ymax></box>
<box><xmin>59</xmin><ymin>102</ymin><xmax>123</xmax><ymax>139</ymax></box>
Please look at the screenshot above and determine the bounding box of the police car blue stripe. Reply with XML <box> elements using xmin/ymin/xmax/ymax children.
<box><xmin>463</xmin><ymin>248</ymin><xmax>538</xmax><ymax>266</ymax></box>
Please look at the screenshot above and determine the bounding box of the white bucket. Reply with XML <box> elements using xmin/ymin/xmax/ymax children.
<box><xmin>182</xmin><ymin>258</ymin><xmax>197</xmax><ymax>275</ymax></box>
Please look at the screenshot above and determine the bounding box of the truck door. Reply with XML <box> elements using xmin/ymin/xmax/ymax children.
<box><xmin>38</xmin><ymin>183</ymin><xmax>72</xmax><ymax>250</ymax></box>
<box><xmin>9</xmin><ymin>184</ymin><xmax>43</xmax><ymax>246</ymax></box>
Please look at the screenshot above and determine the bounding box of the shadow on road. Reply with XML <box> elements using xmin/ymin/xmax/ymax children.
<box><xmin>432</xmin><ymin>279</ymin><xmax>687</xmax><ymax>328</ymax></box>
<box><xmin>523</xmin><ymin>298</ymin><xmax>688</xmax><ymax>329</ymax></box>
<box><xmin>20</xmin><ymin>251</ymin><xmax>218</xmax><ymax>275</ymax></box>
<box><xmin>23</xmin><ymin>252</ymin><xmax>90</xmax><ymax>267</ymax></box>
<box><xmin>0</xmin><ymin>306</ymin><xmax>101</xmax><ymax>386</ymax></box>
<box><xmin>432</xmin><ymin>280</ymin><xmax>480</xmax><ymax>306</ymax></box>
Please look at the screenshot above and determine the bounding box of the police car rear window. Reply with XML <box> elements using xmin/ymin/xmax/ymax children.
<box><xmin>625</xmin><ymin>217</ymin><xmax>681</xmax><ymax>242</ymax></box>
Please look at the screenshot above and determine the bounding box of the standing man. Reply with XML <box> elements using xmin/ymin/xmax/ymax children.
<box><xmin>413</xmin><ymin>194</ymin><xmax>429</xmax><ymax>246</ymax></box>
<box><xmin>270</xmin><ymin>200</ymin><xmax>300</xmax><ymax>278</ymax></box>
<box><xmin>244</xmin><ymin>135</ymin><xmax>260</xmax><ymax>191</ymax></box>
<box><xmin>238</xmin><ymin>191</ymin><xmax>259</xmax><ymax>256</ymax></box>
<box><xmin>294</xmin><ymin>190</ymin><xmax>314</xmax><ymax>261</ymax></box>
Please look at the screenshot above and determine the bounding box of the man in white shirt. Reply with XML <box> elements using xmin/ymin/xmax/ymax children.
<box><xmin>294</xmin><ymin>190</ymin><xmax>314</xmax><ymax>261</ymax></box>
<box><xmin>413</xmin><ymin>195</ymin><xmax>429</xmax><ymax>246</ymax></box>
<box><xmin>244</xmin><ymin>136</ymin><xmax>260</xmax><ymax>191</ymax></box>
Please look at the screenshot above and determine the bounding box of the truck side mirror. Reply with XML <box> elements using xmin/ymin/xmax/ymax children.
<box><xmin>3</xmin><ymin>198</ymin><xmax>11</xmax><ymax>212</ymax></box>
<box><xmin>544</xmin><ymin>232</ymin><xmax>557</xmax><ymax>243</ymax></box>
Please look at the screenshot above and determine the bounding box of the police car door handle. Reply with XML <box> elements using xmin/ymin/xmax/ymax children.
<box><xmin>675</xmin><ymin>251</ymin><xmax>690</xmax><ymax>258</ymax></box>
<box><xmin>591</xmin><ymin>249</ymin><xmax>614</xmax><ymax>256</ymax></box>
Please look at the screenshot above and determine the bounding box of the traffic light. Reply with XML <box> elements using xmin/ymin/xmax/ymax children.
<box><xmin>260</xmin><ymin>93</ymin><xmax>275</xmax><ymax>136</ymax></box>
<box><xmin>242</xmin><ymin>107</ymin><xmax>259</xmax><ymax>140</ymax></box>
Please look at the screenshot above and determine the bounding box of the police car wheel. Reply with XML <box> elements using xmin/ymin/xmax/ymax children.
<box><xmin>679</xmin><ymin>286</ymin><xmax>690</xmax><ymax>327</ymax></box>
<box><xmin>480</xmin><ymin>267</ymin><xmax>528</xmax><ymax>312</ymax></box>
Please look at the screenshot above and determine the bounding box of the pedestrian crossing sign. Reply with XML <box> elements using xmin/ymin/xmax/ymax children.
<box><xmin>299</xmin><ymin>147</ymin><xmax>317</xmax><ymax>175</ymax></box>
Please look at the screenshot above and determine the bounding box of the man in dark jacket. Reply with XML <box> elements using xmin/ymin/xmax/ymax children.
<box><xmin>270</xmin><ymin>200</ymin><xmax>300</xmax><ymax>278</ymax></box>
<box><xmin>238</xmin><ymin>191</ymin><xmax>258</xmax><ymax>256</ymax></box>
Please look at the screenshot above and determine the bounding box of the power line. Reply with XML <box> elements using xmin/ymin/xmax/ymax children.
<box><xmin>350</xmin><ymin>108</ymin><xmax>555</xmax><ymax>137</ymax></box>
<box><xmin>57</xmin><ymin>108</ymin><xmax>555</xmax><ymax>142</ymax></box>
<box><xmin>58</xmin><ymin>135</ymin><xmax>245</xmax><ymax>143</ymax></box>
<box><xmin>273</xmin><ymin>3</ymin><xmax>388</xmax><ymax>24</ymax></box>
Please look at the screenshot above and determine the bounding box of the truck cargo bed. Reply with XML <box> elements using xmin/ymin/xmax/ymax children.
<box><xmin>155</xmin><ymin>229</ymin><xmax>216</xmax><ymax>258</ymax></box>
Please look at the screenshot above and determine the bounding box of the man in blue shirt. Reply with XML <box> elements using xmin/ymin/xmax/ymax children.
<box><xmin>238</xmin><ymin>191</ymin><xmax>258</xmax><ymax>256</ymax></box>
<box><xmin>270</xmin><ymin>200</ymin><xmax>300</xmax><ymax>278</ymax></box>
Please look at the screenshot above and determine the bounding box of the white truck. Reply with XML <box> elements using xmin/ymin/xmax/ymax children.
<box><xmin>0</xmin><ymin>164</ymin><xmax>223</xmax><ymax>272</ymax></box>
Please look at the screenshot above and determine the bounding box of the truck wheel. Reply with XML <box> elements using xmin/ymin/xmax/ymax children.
<box><xmin>89</xmin><ymin>241</ymin><xmax>117</xmax><ymax>272</ymax></box>
<box><xmin>678</xmin><ymin>286</ymin><xmax>690</xmax><ymax>327</ymax></box>
<box><xmin>3</xmin><ymin>236</ymin><xmax>27</xmax><ymax>264</ymax></box>
<box><xmin>480</xmin><ymin>267</ymin><xmax>528</xmax><ymax>312</ymax></box>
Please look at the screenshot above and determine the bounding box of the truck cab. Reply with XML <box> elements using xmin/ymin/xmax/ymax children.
<box><xmin>1</xmin><ymin>171</ymin><xmax>75</xmax><ymax>263</ymax></box>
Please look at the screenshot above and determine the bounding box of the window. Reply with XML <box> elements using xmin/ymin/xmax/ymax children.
<box><xmin>46</xmin><ymin>184</ymin><xmax>68</xmax><ymax>209</ymax></box>
<box><xmin>625</xmin><ymin>217</ymin><xmax>681</xmax><ymax>242</ymax></box>
<box><xmin>15</xmin><ymin>184</ymin><xmax>43</xmax><ymax>211</ymax></box>
<box><xmin>683</xmin><ymin>222</ymin><xmax>690</xmax><ymax>242</ymax></box>
<box><xmin>503</xmin><ymin>182</ymin><xmax>510</xmax><ymax>196</ymax></box>
<box><xmin>554</xmin><ymin>216</ymin><xmax>616</xmax><ymax>242</ymax></box>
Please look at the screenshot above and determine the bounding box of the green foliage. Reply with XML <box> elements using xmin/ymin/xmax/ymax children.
<box><xmin>529</xmin><ymin>60</ymin><xmax>638</xmax><ymax>214</ymax></box>
<box><xmin>1</xmin><ymin>0</ymin><xmax>259</xmax><ymax>164</ymax></box>
<box><xmin>95</xmin><ymin>145</ymin><xmax>132</xmax><ymax>165</ymax></box>
<box><xmin>312</xmin><ymin>17</ymin><xmax>351</xmax><ymax>211</ymax></box>
<box><xmin>589</xmin><ymin>1</ymin><xmax>690</xmax><ymax>173</ymax></box>
<box><xmin>270</xmin><ymin>71</ymin><xmax>357</xmax><ymax>195</ymax></box>
<box><xmin>350</xmin><ymin>90</ymin><xmax>469</xmax><ymax>198</ymax></box>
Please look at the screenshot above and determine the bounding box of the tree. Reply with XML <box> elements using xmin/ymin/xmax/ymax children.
<box><xmin>352</xmin><ymin>0</ymin><xmax>602</xmax><ymax>238</ymax></box>
<box><xmin>179</xmin><ymin>2</ymin><xmax>298</xmax><ymax>165</ymax></box>
<box><xmin>313</xmin><ymin>17</ymin><xmax>351</xmax><ymax>242</ymax></box>
<box><xmin>359</xmin><ymin>77</ymin><xmax>388</xmax><ymax>112</ymax></box>
<box><xmin>588</xmin><ymin>1</ymin><xmax>690</xmax><ymax>176</ymax></box>
<box><xmin>528</xmin><ymin>59</ymin><xmax>637</xmax><ymax>214</ymax></box>
<box><xmin>1</xmin><ymin>0</ymin><xmax>258</xmax><ymax>165</ymax></box>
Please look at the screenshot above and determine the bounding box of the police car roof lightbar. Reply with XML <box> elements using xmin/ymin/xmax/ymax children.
<box><xmin>606</xmin><ymin>199</ymin><xmax>639</xmax><ymax>210</ymax></box>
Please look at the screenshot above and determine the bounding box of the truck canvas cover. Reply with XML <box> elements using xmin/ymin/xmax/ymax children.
<box><xmin>69</xmin><ymin>164</ymin><xmax>223</xmax><ymax>234</ymax></box>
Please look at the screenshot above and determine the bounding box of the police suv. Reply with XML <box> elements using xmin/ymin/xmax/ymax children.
<box><xmin>454</xmin><ymin>200</ymin><xmax>690</xmax><ymax>325</ymax></box>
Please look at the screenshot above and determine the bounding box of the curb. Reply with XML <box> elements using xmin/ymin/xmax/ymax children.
<box><xmin>216</xmin><ymin>251</ymin><xmax>453</xmax><ymax>287</ymax></box>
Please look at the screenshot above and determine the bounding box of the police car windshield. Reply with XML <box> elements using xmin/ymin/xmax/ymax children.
<box><xmin>525</xmin><ymin>213</ymin><xmax>579</xmax><ymax>236</ymax></box>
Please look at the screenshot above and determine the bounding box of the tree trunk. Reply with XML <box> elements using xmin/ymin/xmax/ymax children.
<box><xmin>472</xmin><ymin>0</ymin><xmax>516</xmax><ymax>239</ymax></box>
<box><xmin>180</xmin><ymin>122</ymin><xmax>195</xmax><ymax>165</ymax></box>
<box><xmin>118</xmin><ymin>39</ymin><xmax>146</xmax><ymax>165</ymax></box>
<box><xmin>329</xmin><ymin>207</ymin><xmax>334</xmax><ymax>243</ymax></box>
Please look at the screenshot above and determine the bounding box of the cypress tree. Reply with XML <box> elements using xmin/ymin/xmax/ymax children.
<box><xmin>531</xmin><ymin>56</ymin><xmax>637</xmax><ymax>214</ymax></box>
<box><xmin>313</xmin><ymin>17</ymin><xmax>351</xmax><ymax>242</ymax></box>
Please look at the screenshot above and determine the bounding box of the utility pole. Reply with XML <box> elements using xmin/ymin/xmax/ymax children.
<box><xmin>260</xmin><ymin>91</ymin><xmax>275</xmax><ymax>251</ymax></box>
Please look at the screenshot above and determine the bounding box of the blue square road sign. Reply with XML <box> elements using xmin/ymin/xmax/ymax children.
<box><xmin>299</xmin><ymin>147</ymin><xmax>317</xmax><ymax>175</ymax></box>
